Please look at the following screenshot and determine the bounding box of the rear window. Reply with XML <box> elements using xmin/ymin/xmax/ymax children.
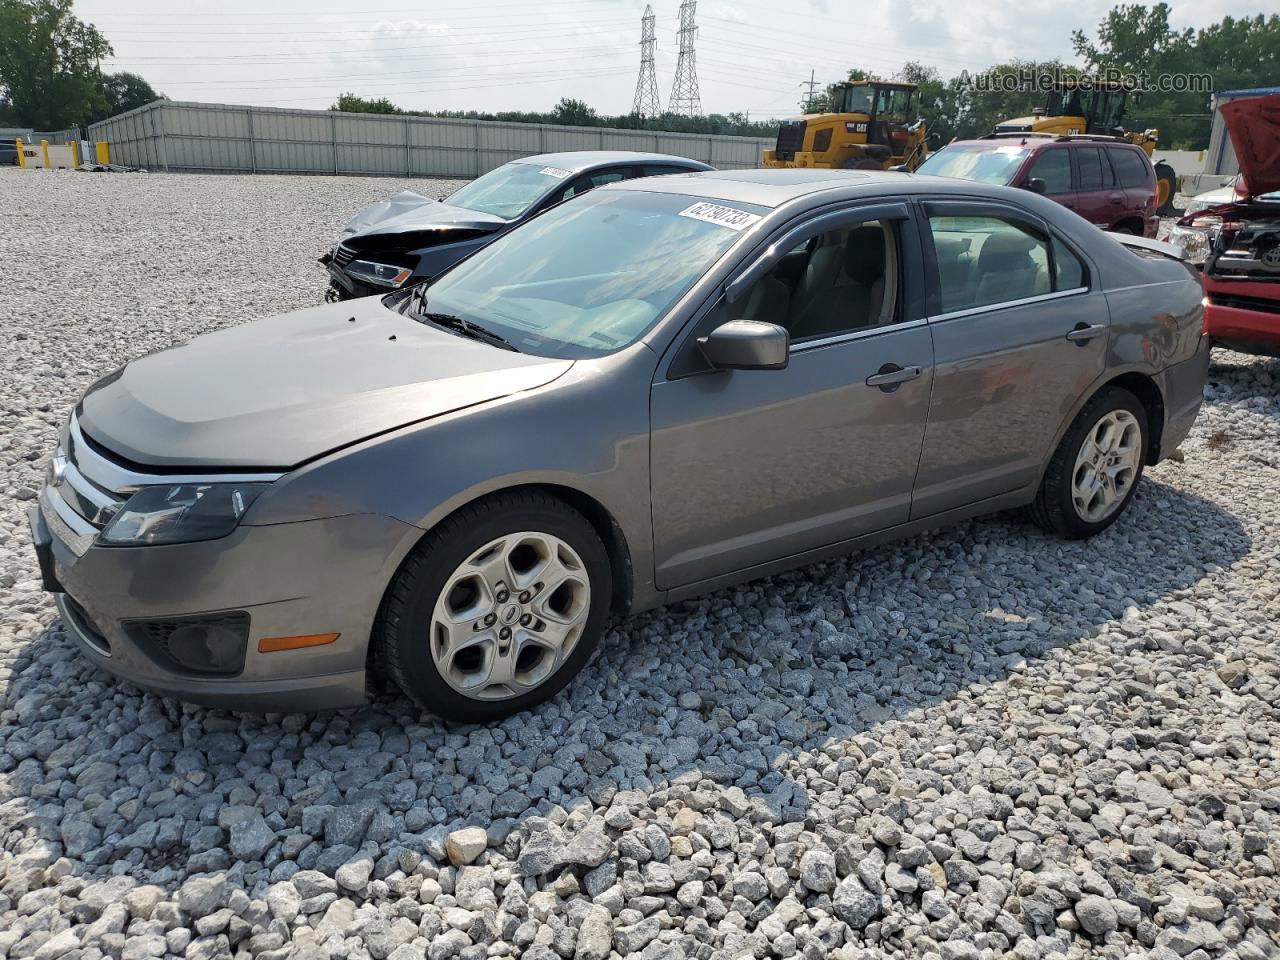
<box><xmin>1077</xmin><ymin>147</ymin><xmax>1115</xmax><ymax>191</ymax></box>
<box><xmin>1109</xmin><ymin>149</ymin><xmax>1153</xmax><ymax>189</ymax></box>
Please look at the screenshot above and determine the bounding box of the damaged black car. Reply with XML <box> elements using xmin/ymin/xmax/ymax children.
<box><xmin>320</xmin><ymin>151</ymin><xmax>713</xmax><ymax>300</ymax></box>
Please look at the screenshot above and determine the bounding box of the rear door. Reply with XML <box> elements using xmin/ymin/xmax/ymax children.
<box><xmin>912</xmin><ymin>200</ymin><xmax>1107</xmax><ymax>518</ymax></box>
<box><xmin>1073</xmin><ymin>145</ymin><xmax>1125</xmax><ymax>229</ymax></box>
<box><xmin>1108</xmin><ymin>146</ymin><xmax>1157</xmax><ymax>231</ymax></box>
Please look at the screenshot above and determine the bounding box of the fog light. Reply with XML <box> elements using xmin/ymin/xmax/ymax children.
<box><xmin>125</xmin><ymin>612</ymin><xmax>249</xmax><ymax>677</ymax></box>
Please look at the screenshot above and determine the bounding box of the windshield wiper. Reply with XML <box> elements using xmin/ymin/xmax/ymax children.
<box><xmin>418</xmin><ymin>310</ymin><xmax>519</xmax><ymax>352</ymax></box>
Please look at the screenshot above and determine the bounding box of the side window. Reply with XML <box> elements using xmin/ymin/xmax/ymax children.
<box><xmin>1052</xmin><ymin>237</ymin><xmax>1087</xmax><ymax>290</ymax></box>
<box><xmin>928</xmin><ymin>215</ymin><xmax>1052</xmax><ymax>313</ymax></box>
<box><xmin>1026</xmin><ymin>149</ymin><xmax>1072</xmax><ymax>195</ymax></box>
<box><xmin>1077</xmin><ymin>147</ymin><xmax>1112</xmax><ymax>191</ymax></box>
<box><xmin>553</xmin><ymin>167</ymin><xmax>628</xmax><ymax>204</ymax></box>
<box><xmin>640</xmin><ymin>165</ymin><xmax>681</xmax><ymax>177</ymax></box>
<box><xmin>731</xmin><ymin>219</ymin><xmax>900</xmax><ymax>343</ymax></box>
<box><xmin>1110</xmin><ymin>149</ymin><xmax>1152</xmax><ymax>189</ymax></box>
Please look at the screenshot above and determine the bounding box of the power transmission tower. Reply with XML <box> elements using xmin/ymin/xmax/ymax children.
<box><xmin>631</xmin><ymin>5</ymin><xmax>662</xmax><ymax>119</ymax></box>
<box><xmin>668</xmin><ymin>0</ymin><xmax>702</xmax><ymax>117</ymax></box>
<box><xmin>801</xmin><ymin>69</ymin><xmax>820</xmax><ymax>112</ymax></box>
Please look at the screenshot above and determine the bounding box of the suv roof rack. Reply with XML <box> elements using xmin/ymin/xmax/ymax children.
<box><xmin>981</xmin><ymin>132</ymin><xmax>1129</xmax><ymax>144</ymax></box>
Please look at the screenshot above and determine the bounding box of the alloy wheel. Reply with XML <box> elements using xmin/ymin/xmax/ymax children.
<box><xmin>429</xmin><ymin>532</ymin><xmax>591</xmax><ymax>700</ymax></box>
<box><xmin>1071</xmin><ymin>409</ymin><xmax>1142</xmax><ymax>523</ymax></box>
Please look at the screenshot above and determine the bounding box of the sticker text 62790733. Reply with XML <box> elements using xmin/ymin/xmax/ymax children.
<box><xmin>677</xmin><ymin>201</ymin><xmax>762</xmax><ymax>231</ymax></box>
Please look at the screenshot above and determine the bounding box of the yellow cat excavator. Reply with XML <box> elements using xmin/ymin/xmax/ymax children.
<box><xmin>995</xmin><ymin>82</ymin><xmax>1180</xmax><ymax>215</ymax></box>
<box><xmin>763</xmin><ymin>81</ymin><xmax>930</xmax><ymax>171</ymax></box>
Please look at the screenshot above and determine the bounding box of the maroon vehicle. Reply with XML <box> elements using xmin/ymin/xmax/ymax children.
<box><xmin>916</xmin><ymin>135</ymin><xmax>1160</xmax><ymax>237</ymax></box>
<box><xmin>1177</xmin><ymin>93</ymin><xmax>1280</xmax><ymax>357</ymax></box>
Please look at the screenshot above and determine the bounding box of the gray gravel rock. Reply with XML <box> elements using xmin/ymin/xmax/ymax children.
<box><xmin>1</xmin><ymin>169</ymin><xmax>1278</xmax><ymax>960</ymax></box>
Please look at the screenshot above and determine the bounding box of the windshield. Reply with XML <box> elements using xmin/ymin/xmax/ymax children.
<box><xmin>916</xmin><ymin>144</ymin><xmax>1030</xmax><ymax>185</ymax></box>
<box><xmin>835</xmin><ymin>85</ymin><xmax>875</xmax><ymax>114</ymax></box>
<box><xmin>445</xmin><ymin>161</ymin><xmax>573</xmax><ymax>221</ymax></box>
<box><xmin>404</xmin><ymin>190</ymin><xmax>763</xmax><ymax>359</ymax></box>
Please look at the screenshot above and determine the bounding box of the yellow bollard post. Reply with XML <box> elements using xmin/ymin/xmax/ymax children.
<box><xmin>14</xmin><ymin>137</ymin><xmax>25</xmax><ymax>168</ymax></box>
<box><xmin>70</xmin><ymin>140</ymin><xmax>80</xmax><ymax>169</ymax></box>
<box><xmin>40</xmin><ymin>139</ymin><xmax>50</xmax><ymax>169</ymax></box>
<box><xmin>95</xmin><ymin>141</ymin><xmax>110</xmax><ymax>165</ymax></box>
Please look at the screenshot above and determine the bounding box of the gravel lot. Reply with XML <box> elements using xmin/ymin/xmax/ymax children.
<box><xmin>1</xmin><ymin>167</ymin><xmax>1278</xmax><ymax>960</ymax></box>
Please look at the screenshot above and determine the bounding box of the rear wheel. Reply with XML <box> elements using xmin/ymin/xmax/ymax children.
<box><xmin>377</xmin><ymin>491</ymin><xmax>611</xmax><ymax>722</ymax></box>
<box><xmin>1154</xmin><ymin>161</ymin><xmax>1179</xmax><ymax>216</ymax></box>
<box><xmin>1030</xmin><ymin>387</ymin><xmax>1148</xmax><ymax>539</ymax></box>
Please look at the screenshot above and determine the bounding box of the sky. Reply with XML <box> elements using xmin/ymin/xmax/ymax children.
<box><xmin>76</xmin><ymin>0</ymin><xmax>1269</xmax><ymax>120</ymax></box>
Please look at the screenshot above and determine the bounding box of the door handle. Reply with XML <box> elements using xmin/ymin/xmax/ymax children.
<box><xmin>1062</xmin><ymin>201</ymin><xmax>1075</xmax><ymax>209</ymax></box>
<box><xmin>866</xmin><ymin>363</ymin><xmax>923</xmax><ymax>390</ymax></box>
<box><xmin>1065</xmin><ymin>323</ymin><xmax>1106</xmax><ymax>343</ymax></box>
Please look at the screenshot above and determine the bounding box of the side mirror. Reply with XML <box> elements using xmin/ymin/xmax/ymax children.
<box><xmin>1025</xmin><ymin>178</ymin><xmax>1047</xmax><ymax>194</ymax></box>
<box><xmin>698</xmin><ymin>320</ymin><xmax>789</xmax><ymax>371</ymax></box>
<box><xmin>927</xmin><ymin>132</ymin><xmax>942</xmax><ymax>147</ymax></box>
<box><xmin>888</xmin><ymin>163</ymin><xmax>909</xmax><ymax>173</ymax></box>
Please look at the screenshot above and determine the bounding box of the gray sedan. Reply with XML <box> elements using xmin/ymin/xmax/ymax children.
<box><xmin>32</xmin><ymin>169</ymin><xmax>1208</xmax><ymax>721</ymax></box>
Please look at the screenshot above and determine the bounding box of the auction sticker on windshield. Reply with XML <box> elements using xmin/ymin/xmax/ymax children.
<box><xmin>678</xmin><ymin>201</ymin><xmax>762</xmax><ymax>231</ymax></box>
<box><xmin>539</xmin><ymin>166</ymin><xmax>572</xmax><ymax>179</ymax></box>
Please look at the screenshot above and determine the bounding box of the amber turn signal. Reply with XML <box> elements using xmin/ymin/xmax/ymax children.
<box><xmin>258</xmin><ymin>632</ymin><xmax>339</xmax><ymax>653</ymax></box>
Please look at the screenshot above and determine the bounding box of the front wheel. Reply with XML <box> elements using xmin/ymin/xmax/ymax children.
<box><xmin>1030</xmin><ymin>387</ymin><xmax>1148</xmax><ymax>539</ymax></box>
<box><xmin>377</xmin><ymin>491</ymin><xmax>612</xmax><ymax>722</ymax></box>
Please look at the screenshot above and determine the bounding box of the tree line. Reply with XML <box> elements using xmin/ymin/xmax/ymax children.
<box><xmin>0</xmin><ymin>0</ymin><xmax>161</xmax><ymax>131</ymax></box>
<box><xmin>2</xmin><ymin>0</ymin><xmax>1276</xmax><ymax>150</ymax></box>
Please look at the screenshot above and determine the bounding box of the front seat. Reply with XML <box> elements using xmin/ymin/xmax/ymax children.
<box><xmin>973</xmin><ymin>232</ymin><xmax>1050</xmax><ymax>307</ymax></box>
<box><xmin>788</xmin><ymin>226</ymin><xmax>886</xmax><ymax>339</ymax></box>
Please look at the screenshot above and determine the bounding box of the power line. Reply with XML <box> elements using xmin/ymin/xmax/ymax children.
<box><xmin>631</xmin><ymin>5</ymin><xmax>662</xmax><ymax>119</ymax></box>
<box><xmin>668</xmin><ymin>0</ymin><xmax>702</xmax><ymax>117</ymax></box>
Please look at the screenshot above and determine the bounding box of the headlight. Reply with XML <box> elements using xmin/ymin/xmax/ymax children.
<box><xmin>1168</xmin><ymin>225</ymin><xmax>1211</xmax><ymax>265</ymax></box>
<box><xmin>346</xmin><ymin>259</ymin><xmax>413</xmax><ymax>288</ymax></box>
<box><xmin>99</xmin><ymin>483</ymin><xmax>268</xmax><ymax>546</ymax></box>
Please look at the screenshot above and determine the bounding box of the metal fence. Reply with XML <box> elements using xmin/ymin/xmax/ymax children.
<box><xmin>88</xmin><ymin>100</ymin><xmax>772</xmax><ymax>178</ymax></box>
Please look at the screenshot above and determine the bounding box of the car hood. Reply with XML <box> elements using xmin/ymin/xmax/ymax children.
<box><xmin>1220</xmin><ymin>93</ymin><xmax>1280</xmax><ymax>199</ymax></box>
<box><xmin>340</xmin><ymin>191</ymin><xmax>508</xmax><ymax>241</ymax></box>
<box><xmin>77</xmin><ymin>297</ymin><xmax>572</xmax><ymax>470</ymax></box>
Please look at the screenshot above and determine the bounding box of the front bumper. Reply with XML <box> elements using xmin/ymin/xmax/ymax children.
<box><xmin>31</xmin><ymin>493</ymin><xmax>420</xmax><ymax>712</ymax></box>
<box><xmin>1202</xmin><ymin>276</ymin><xmax>1280</xmax><ymax>357</ymax></box>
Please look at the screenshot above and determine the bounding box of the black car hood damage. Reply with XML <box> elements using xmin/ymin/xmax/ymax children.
<box><xmin>78</xmin><ymin>297</ymin><xmax>571</xmax><ymax>470</ymax></box>
<box><xmin>340</xmin><ymin>191</ymin><xmax>507</xmax><ymax>243</ymax></box>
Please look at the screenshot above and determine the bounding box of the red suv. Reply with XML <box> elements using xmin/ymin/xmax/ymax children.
<box><xmin>916</xmin><ymin>135</ymin><xmax>1159</xmax><ymax>237</ymax></box>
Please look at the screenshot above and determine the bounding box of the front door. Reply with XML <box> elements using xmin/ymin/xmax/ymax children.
<box><xmin>649</xmin><ymin>206</ymin><xmax>935</xmax><ymax>589</ymax></box>
<box><xmin>912</xmin><ymin>201</ymin><xmax>1108</xmax><ymax>517</ymax></box>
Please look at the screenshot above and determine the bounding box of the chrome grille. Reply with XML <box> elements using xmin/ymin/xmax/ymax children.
<box><xmin>333</xmin><ymin>243</ymin><xmax>358</xmax><ymax>268</ymax></box>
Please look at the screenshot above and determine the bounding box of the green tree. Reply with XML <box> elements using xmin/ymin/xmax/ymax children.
<box><xmin>330</xmin><ymin>93</ymin><xmax>402</xmax><ymax>114</ymax></box>
<box><xmin>0</xmin><ymin>0</ymin><xmax>113</xmax><ymax>129</ymax></box>
<box><xmin>549</xmin><ymin>97</ymin><xmax>597</xmax><ymax>127</ymax></box>
<box><xmin>89</xmin><ymin>71</ymin><xmax>161</xmax><ymax>124</ymax></box>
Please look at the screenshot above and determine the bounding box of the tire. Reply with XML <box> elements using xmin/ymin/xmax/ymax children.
<box><xmin>1029</xmin><ymin>387</ymin><xmax>1148</xmax><ymax>539</ymax></box>
<box><xmin>1154</xmin><ymin>161</ymin><xmax>1179</xmax><ymax>217</ymax></box>
<box><xmin>376</xmin><ymin>491</ymin><xmax>612</xmax><ymax>722</ymax></box>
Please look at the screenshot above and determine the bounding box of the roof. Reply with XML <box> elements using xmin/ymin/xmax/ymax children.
<box><xmin>611</xmin><ymin>167</ymin><xmax>888</xmax><ymax>207</ymax></box>
<box><xmin>507</xmin><ymin>151</ymin><xmax>713</xmax><ymax>173</ymax></box>
<box><xmin>609</xmin><ymin>165</ymin><xmax>1083</xmax><ymax>210</ymax></box>
<box><xmin>1218</xmin><ymin>87</ymin><xmax>1280</xmax><ymax>98</ymax></box>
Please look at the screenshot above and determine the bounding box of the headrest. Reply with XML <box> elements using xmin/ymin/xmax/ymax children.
<box><xmin>845</xmin><ymin>226</ymin><xmax>886</xmax><ymax>286</ymax></box>
<box><xmin>978</xmin><ymin>231</ymin><xmax>1038</xmax><ymax>270</ymax></box>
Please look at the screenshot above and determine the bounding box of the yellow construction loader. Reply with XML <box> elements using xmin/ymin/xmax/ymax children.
<box><xmin>763</xmin><ymin>81</ymin><xmax>930</xmax><ymax>171</ymax></box>
<box><xmin>995</xmin><ymin>82</ymin><xmax>1180</xmax><ymax>214</ymax></box>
